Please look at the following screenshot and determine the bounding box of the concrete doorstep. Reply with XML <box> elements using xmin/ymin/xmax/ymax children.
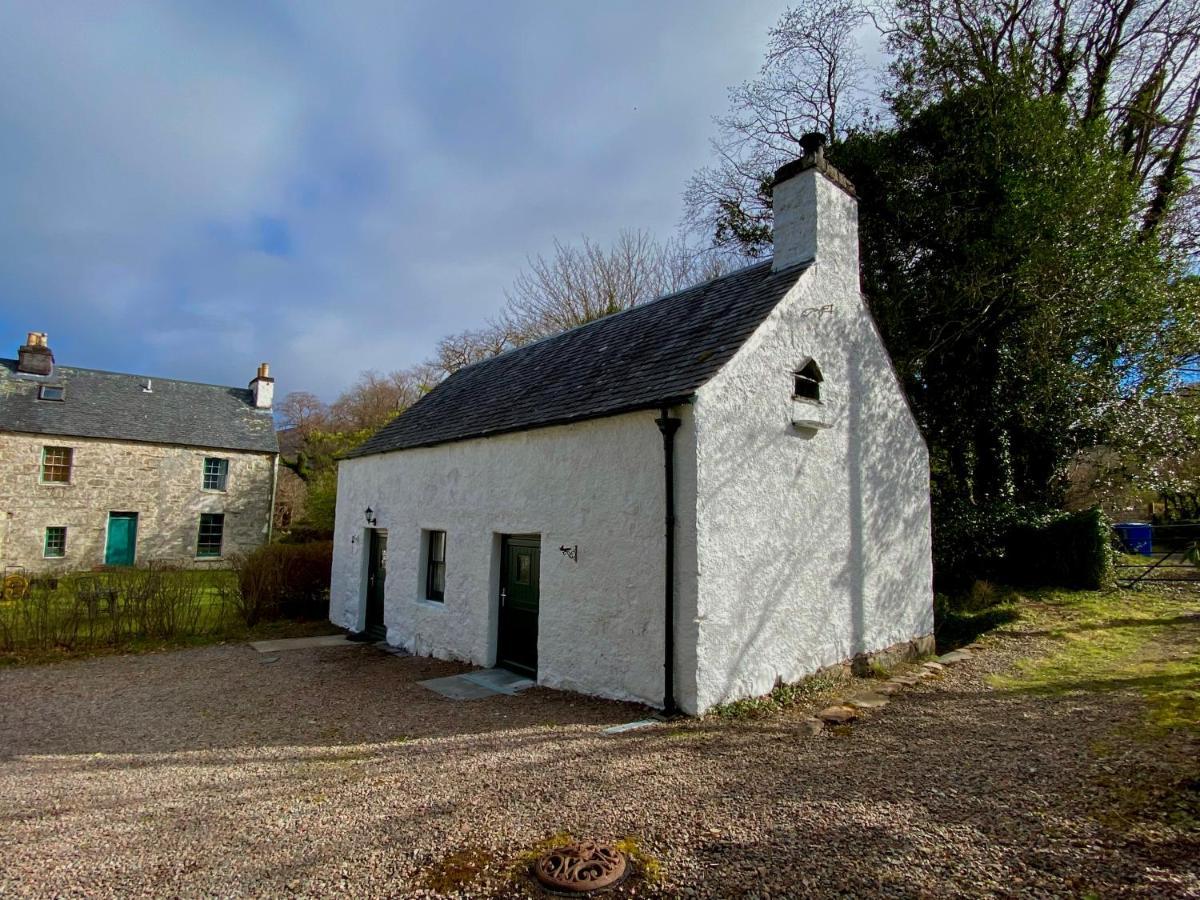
<box><xmin>249</xmin><ymin>635</ymin><xmax>356</xmax><ymax>653</ymax></box>
<box><xmin>418</xmin><ymin>668</ymin><xmax>535</xmax><ymax>700</ymax></box>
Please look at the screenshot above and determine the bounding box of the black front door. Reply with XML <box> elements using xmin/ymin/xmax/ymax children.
<box><xmin>365</xmin><ymin>529</ymin><xmax>387</xmax><ymax>639</ymax></box>
<box><xmin>497</xmin><ymin>535</ymin><xmax>540</xmax><ymax>676</ymax></box>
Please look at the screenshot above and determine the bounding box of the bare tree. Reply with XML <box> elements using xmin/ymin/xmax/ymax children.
<box><xmin>275</xmin><ymin>391</ymin><xmax>328</xmax><ymax>437</ymax></box>
<box><xmin>429</xmin><ymin>230</ymin><xmax>740</xmax><ymax>375</ymax></box>
<box><xmin>684</xmin><ymin>0</ymin><xmax>874</xmax><ymax>256</ymax></box>
<box><xmin>686</xmin><ymin>0</ymin><xmax>1200</xmax><ymax>257</ymax></box>
<box><xmin>328</xmin><ymin>368</ymin><xmax>436</xmax><ymax>431</ymax></box>
<box><xmin>431</xmin><ymin>324</ymin><xmax>518</xmax><ymax>377</ymax></box>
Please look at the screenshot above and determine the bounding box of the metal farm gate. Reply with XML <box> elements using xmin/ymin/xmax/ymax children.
<box><xmin>1112</xmin><ymin>522</ymin><xmax>1200</xmax><ymax>587</ymax></box>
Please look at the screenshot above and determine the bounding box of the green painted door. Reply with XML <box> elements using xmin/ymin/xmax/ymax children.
<box><xmin>105</xmin><ymin>512</ymin><xmax>138</xmax><ymax>566</ymax></box>
<box><xmin>497</xmin><ymin>535</ymin><xmax>540</xmax><ymax>676</ymax></box>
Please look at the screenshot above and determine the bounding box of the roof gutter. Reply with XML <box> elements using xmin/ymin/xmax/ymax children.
<box><xmin>655</xmin><ymin>407</ymin><xmax>681</xmax><ymax>716</ymax></box>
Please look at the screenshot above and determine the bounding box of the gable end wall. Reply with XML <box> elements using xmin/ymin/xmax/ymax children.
<box><xmin>691</xmin><ymin>260</ymin><xmax>934</xmax><ymax>713</ymax></box>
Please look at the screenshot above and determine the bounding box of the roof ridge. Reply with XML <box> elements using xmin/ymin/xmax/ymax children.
<box><xmin>349</xmin><ymin>256</ymin><xmax>810</xmax><ymax>458</ymax></box>
<box><xmin>0</xmin><ymin>358</ymin><xmax>255</xmax><ymax>394</ymax></box>
<box><xmin>448</xmin><ymin>258</ymin><xmax>775</xmax><ymax>375</ymax></box>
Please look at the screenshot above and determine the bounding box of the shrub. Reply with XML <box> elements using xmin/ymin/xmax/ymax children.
<box><xmin>231</xmin><ymin>541</ymin><xmax>333</xmax><ymax>626</ymax></box>
<box><xmin>0</xmin><ymin>565</ymin><xmax>226</xmax><ymax>654</ymax></box>
<box><xmin>932</xmin><ymin>498</ymin><xmax>1036</xmax><ymax>591</ymax></box>
<box><xmin>1004</xmin><ymin>506</ymin><xmax>1114</xmax><ymax>589</ymax></box>
<box><xmin>934</xmin><ymin>498</ymin><xmax>1114</xmax><ymax>591</ymax></box>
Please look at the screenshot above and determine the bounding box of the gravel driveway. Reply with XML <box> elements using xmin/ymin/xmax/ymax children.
<box><xmin>1</xmin><ymin>632</ymin><xmax>1197</xmax><ymax>898</ymax></box>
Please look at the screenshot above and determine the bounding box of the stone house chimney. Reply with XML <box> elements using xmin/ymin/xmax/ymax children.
<box><xmin>250</xmin><ymin>362</ymin><xmax>274</xmax><ymax>410</ymax></box>
<box><xmin>771</xmin><ymin>133</ymin><xmax>859</xmax><ymax>283</ymax></box>
<box><xmin>17</xmin><ymin>332</ymin><xmax>54</xmax><ymax>376</ymax></box>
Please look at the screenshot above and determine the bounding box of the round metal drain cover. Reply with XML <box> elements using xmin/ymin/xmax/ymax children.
<box><xmin>533</xmin><ymin>841</ymin><xmax>628</xmax><ymax>894</ymax></box>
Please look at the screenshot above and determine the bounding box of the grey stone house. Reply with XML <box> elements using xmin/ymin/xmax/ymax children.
<box><xmin>0</xmin><ymin>333</ymin><xmax>279</xmax><ymax>573</ymax></box>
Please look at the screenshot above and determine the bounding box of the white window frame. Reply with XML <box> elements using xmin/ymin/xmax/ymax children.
<box><xmin>39</xmin><ymin>446</ymin><xmax>74</xmax><ymax>484</ymax></box>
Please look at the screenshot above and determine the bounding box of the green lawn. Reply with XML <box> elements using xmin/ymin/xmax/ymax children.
<box><xmin>990</xmin><ymin>585</ymin><xmax>1200</xmax><ymax>734</ymax></box>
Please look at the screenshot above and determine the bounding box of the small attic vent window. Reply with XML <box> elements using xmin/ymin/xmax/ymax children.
<box><xmin>38</xmin><ymin>385</ymin><xmax>65</xmax><ymax>402</ymax></box>
<box><xmin>793</xmin><ymin>359</ymin><xmax>823</xmax><ymax>402</ymax></box>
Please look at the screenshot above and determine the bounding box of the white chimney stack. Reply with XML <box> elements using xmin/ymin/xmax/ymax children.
<box><xmin>250</xmin><ymin>362</ymin><xmax>274</xmax><ymax>409</ymax></box>
<box><xmin>771</xmin><ymin>133</ymin><xmax>859</xmax><ymax>286</ymax></box>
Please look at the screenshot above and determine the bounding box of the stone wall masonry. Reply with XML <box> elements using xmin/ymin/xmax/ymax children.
<box><xmin>0</xmin><ymin>431</ymin><xmax>276</xmax><ymax>572</ymax></box>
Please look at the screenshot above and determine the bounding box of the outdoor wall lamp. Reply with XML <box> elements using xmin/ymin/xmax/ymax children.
<box><xmin>364</xmin><ymin>507</ymin><xmax>377</xmax><ymax>527</ymax></box>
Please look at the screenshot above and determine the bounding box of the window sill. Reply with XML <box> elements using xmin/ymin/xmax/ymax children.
<box><xmin>195</xmin><ymin>555</ymin><xmax>224</xmax><ymax>561</ymax></box>
<box><xmin>791</xmin><ymin>397</ymin><xmax>835</xmax><ymax>429</ymax></box>
<box><xmin>201</xmin><ymin>488</ymin><xmax>228</xmax><ymax>494</ymax></box>
<box><xmin>416</xmin><ymin>597</ymin><xmax>446</xmax><ymax>609</ymax></box>
<box><xmin>38</xmin><ymin>481</ymin><xmax>72</xmax><ymax>487</ymax></box>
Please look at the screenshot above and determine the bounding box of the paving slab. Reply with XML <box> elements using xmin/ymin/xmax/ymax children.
<box><xmin>249</xmin><ymin>635</ymin><xmax>354</xmax><ymax>653</ymax></box>
<box><xmin>461</xmin><ymin>668</ymin><xmax>534</xmax><ymax>695</ymax></box>
<box><xmin>818</xmin><ymin>705</ymin><xmax>858</xmax><ymax>724</ymax></box>
<box><xmin>938</xmin><ymin>650</ymin><xmax>973</xmax><ymax>664</ymax></box>
<box><xmin>601</xmin><ymin>719</ymin><xmax>660</xmax><ymax>735</ymax></box>
<box><xmin>848</xmin><ymin>693</ymin><xmax>890</xmax><ymax>710</ymax></box>
<box><xmin>417</xmin><ymin>674</ymin><xmax>502</xmax><ymax>701</ymax></box>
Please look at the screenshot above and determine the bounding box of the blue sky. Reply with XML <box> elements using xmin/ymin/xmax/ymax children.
<box><xmin>0</xmin><ymin>1</ymin><xmax>789</xmax><ymax>400</ymax></box>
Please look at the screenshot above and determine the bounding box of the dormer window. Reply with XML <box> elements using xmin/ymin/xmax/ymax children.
<box><xmin>38</xmin><ymin>385</ymin><xmax>65</xmax><ymax>401</ymax></box>
<box><xmin>793</xmin><ymin>359</ymin><xmax>823</xmax><ymax>402</ymax></box>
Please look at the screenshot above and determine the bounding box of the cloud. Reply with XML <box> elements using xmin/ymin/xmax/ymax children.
<box><xmin>0</xmin><ymin>0</ymin><xmax>786</xmax><ymax>399</ymax></box>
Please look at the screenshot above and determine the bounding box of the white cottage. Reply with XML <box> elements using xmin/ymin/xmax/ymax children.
<box><xmin>329</xmin><ymin>136</ymin><xmax>934</xmax><ymax>715</ymax></box>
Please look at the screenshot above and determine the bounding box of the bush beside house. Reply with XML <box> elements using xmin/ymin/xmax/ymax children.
<box><xmin>231</xmin><ymin>541</ymin><xmax>333</xmax><ymax>625</ymax></box>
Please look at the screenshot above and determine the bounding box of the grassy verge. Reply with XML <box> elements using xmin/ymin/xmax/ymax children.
<box><xmin>0</xmin><ymin>568</ymin><xmax>338</xmax><ymax>666</ymax></box>
<box><xmin>989</xmin><ymin>586</ymin><xmax>1200</xmax><ymax>734</ymax></box>
<box><xmin>0</xmin><ymin>618</ymin><xmax>340</xmax><ymax>667</ymax></box>
<box><xmin>990</xmin><ymin>585</ymin><xmax>1200</xmax><ymax>834</ymax></box>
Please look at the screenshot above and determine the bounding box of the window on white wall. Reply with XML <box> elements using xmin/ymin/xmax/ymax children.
<box><xmin>424</xmin><ymin>530</ymin><xmax>446</xmax><ymax>602</ymax></box>
<box><xmin>794</xmin><ymin>359</ymin><xmax>823</xmax><ymax>402</ymax></box>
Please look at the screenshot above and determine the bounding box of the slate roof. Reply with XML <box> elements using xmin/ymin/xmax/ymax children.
<box><xmin>0</xmin><ymin>360</ymin><xmax>278</xmax><ymax>454</ymax></box>
<box><xmin>350</xmin><ymin>259</ymin><xmax>808</xmax><ymax>458</ymax></box>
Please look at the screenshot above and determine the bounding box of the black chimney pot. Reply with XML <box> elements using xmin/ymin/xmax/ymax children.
<box><xmin>799</xmin><ymin>132</ymin><xmax>827</xmax><ymax>156</ymax></box>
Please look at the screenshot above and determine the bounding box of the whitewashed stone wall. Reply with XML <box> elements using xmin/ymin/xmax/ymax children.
<box><xmin>689</xmin><ymin>171</ymin><xmax>934</xmax><ymax>713</ymax></box>
<box><xmin>329</xmin><ymin>161</ymin><xmax>932</xmax><ymax>716</ymax></box>
<box><xmin>330</xmin><ymin>410</ymin><xmax>698</xmax><ymax>710</ymax></box>
<box><xmin>0</xmin><ymin>432</ymin><xmax>276</xmax><ymax>572</ymax></box>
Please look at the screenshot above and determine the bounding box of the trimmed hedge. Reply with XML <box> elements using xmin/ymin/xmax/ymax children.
<box><xmin>934</xmin><ymin>499</ymin><xmax>1114</xmax><ymax>591</ymax></box>
<box><xmin>233</xmin><ymin>541</ymin><xmax>333</xmax><ymax>625</ymax></box>
<box><xmin>932</xmin><ymin>499</ymin><xmax>1030</xmax><ymax>591</ymax></box>
<box><xmin>1003</xmin><ymin>507</ymin><xmax>1113</xmax><ymax>590</ymax></box>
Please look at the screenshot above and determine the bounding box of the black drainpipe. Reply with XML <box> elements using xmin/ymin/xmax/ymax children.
<box><xmin>655</xmin><ymin>407</ymin><xmax>681</xmax><ymax>716</ymax></box>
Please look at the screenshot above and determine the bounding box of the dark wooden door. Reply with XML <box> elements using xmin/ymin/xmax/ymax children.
<box><xmin>497</xmin><ymin>535</ymin><xmax>540</xmax><ymax>676</ymax></box>
<box><xmin>365</xmin><ymin>529</ymin><xmax>387</xmax><ymax>638</ymax></box>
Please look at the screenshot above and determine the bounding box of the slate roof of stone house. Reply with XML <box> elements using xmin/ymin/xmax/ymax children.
<box><xmin>350</xmin><ymin>259</ymin><xmax>809</xmax><ymax>458</ymax></box>
<box><xmin>0</xmin><ymin>360</ymin><xmax>279</xmax><ymax>454</ymax></box>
